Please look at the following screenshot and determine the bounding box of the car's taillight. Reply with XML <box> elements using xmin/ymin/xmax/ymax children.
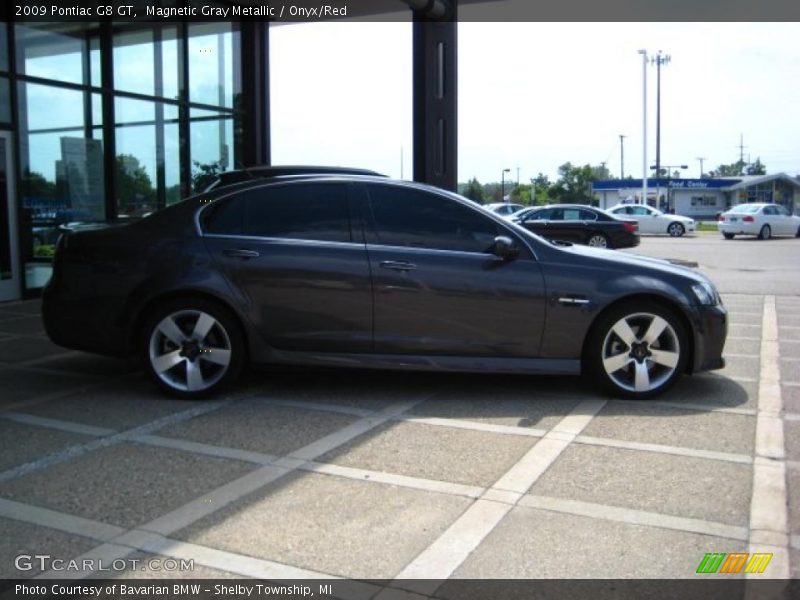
<box><xmin>743</xmin><ymin>216</ymin><xmax>755</xmax><ymax>222</ymax></box>
<box><xmin>718</xmin><ymin>215</ymin><xmax>726</xmax><ymax>222</ymax></box>
<box><xmin>623</xmin><ymin>222</ymin><xmax>638</xmax><ymax>233</ymax></box>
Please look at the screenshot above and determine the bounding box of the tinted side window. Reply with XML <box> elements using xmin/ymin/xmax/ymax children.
<box><xmin>245</xmin><ymin>184</ymin><xmax>350</xmax><ymax>243</ymax></box>
<box><xmin>202</xmin><ymin>197</ymin><xmax>244</xmax><ymax>235</ymax></box>
<box><xmin>579</xmin><ymin>209</ymin><xmax>598</xmax><ymax>221</ymax></box>
<box><xmin>776</xmin><ymin>205</ymin><xmax>790</xmax><ymax>216</ymax></box>
<box><xmin>525</xmin><ymin>209</ymin><xmax>550</xmax><ymax>221</ymax></box>
<box><xmin>368</xmin><ymin>185</ymin><xmax>499</xmax><ymax>253</ymax></box>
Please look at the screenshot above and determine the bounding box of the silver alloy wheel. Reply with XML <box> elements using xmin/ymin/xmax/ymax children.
<box><xmin>587</xmin><ymin>234</ymin><xmax>608</xmax><ymax>248</ymax></box>
<box><xmin>601</xmin><ymin>312</ymin><xmax>681</xmax><ymax>393</ymax></box>
<box><xmin>760</xmin><ymin>225</ymin><xmax>771</xmax><ymax>240</ymax></box>
<box><xmin>668</xmin><ymin>222</ymin><xmax>684</xmax><ymax>237</ymax></box>
<box><xmin>148</xmin><ymin>310</ymin><xmax>232</xmax><ymax>393</ymax></box>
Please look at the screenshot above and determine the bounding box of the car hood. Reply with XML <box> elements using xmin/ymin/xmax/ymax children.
<box><xmin>550</xmin><ymin>242</ymin><xmax>711</xmax><ymax>285</ymax></box>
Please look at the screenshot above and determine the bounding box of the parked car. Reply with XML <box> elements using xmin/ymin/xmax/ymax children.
<box><xmin>607</xmin><ymin>204</ymin><xmax>696</xmax><ymax>237</ymax></box>
<box><xmin>485</xmin><ymin>202</ymin><xmax>525</xmax><ymax>216</ymax></box>
<box><xmin>718</xmin><ymin>203</ymin><xmax>800</xmax><ymax>240</ymax></box>
<box><xmin>512</xmin><ymin>204</ymin><xmax>640</xmax><ymax>249</ymax></box>
<box><xmin>43</xmin><ymin>172</ymin><xmax>726</xmax><ymax>400</ymax></box>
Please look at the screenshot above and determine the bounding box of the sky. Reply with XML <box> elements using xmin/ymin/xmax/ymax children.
<box><xmin>270</xmin><ymin>20</ymin><xmax>800</xmax><ymax>185</ymax></box>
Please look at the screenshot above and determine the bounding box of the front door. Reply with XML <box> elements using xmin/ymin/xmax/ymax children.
<box><xmin>362</xmin><ymin>183</ymin><xmax>547</xmax><ymax>357</ymax></box>
<box><xmin>0</xmin><ymin>132</ymin><xmax>20</xmax><ymax>302</ymax></box>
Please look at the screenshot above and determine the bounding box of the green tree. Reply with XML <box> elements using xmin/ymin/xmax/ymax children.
<box><xmin>23</xmin><ymin>170</ymin><xmax>56</xmax><ymax>197</ymax></box>
<box><xmin>746</xmin><ymin>158</ymin><xmax>767</xmax><ymax>175</ymax></box>
<box><xmin>549</xmin><ymin>162</ymin><xmax>596</xmax><ymax>204</ymax></box>
<box><xmin>461</xmin><ymin>177</ymin><xmax>485</xmax><ymax>203</ymax></box>
<box><xmin>530</xmin><ymin>173</ymin><xmax>552</xmax><ymax>205</ymax></box>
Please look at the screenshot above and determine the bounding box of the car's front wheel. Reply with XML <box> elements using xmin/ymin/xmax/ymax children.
<box><xmin>141</xmin><ymin>298</ymin><xmax>245</xmax><ymax>399</ymax></box>
<box><xmin>667</xmin><ymin>222</ymin><xmax>685</xmax><ymax>237</ymax></box>
<box><xmin>586</xmin><ymin>302</ymin><xmax>688</xmax><ymax>399</ymax></box>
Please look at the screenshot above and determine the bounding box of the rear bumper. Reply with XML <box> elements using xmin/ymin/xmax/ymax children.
<box><xmin>718</xmin><ymin>222</ymin><xmax>759</xmax><ymax>236</ymax></box>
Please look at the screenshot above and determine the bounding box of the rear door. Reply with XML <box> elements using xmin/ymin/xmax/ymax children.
<box><xmin>360</xmin><ymin>183</ymin><xmax>547</xmax><ymax>357</ymax></box>
<box><xmin>201</xmin><ymin>181</ymin><xmax>373</xmax><ymax>352</ymax></box>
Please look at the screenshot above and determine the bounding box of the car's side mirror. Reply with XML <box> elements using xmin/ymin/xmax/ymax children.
<box><xmin>491</xmin><ymin>235</ymin><xmax>519</xmax><ymax>261</ymax></box>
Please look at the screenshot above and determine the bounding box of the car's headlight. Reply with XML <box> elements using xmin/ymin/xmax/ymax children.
<box><xmin>692</xmin><ymin>282</ymin><xmax>721</xmax><ymax>306</ymax></box>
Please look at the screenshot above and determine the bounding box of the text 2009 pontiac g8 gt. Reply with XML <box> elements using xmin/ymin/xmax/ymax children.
<box><xmin>43</xmin><ymin>172</ymin><xmax>727</xmax><ymax>400</ymax></box>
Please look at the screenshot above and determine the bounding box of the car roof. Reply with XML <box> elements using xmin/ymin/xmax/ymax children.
<box><xmin>205</xmin><ymin>165</ymin><xmax>387</xmax><ymax>192</ymax></box>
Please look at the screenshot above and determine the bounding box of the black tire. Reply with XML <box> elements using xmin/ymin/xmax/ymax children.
<box><xmin>140</xmin><ymin>298</ymin><xmax>245</xmax><ymax>399</ymax></box>
<box><xmin>795</xmin><ymin>226</ymin><xmax>800</xmax><ymax>238</ymax></box>
<box><xmin>585</xmin><ymin>301</ymin><xmax>688</xmax><ymax>400</ymax></box>
<box><xmin>758</xmin><ymin>225</ymin><xmax>771</xmax><ymax>240</ymax></box>
<box><xmin>667</xmin><ymin>222</ymin><xmax>685</xmax><ymax>237</ymax></box>
<box><xmin>722</xmin><ymin>232</ymin><xmax>735</xmax><ymax>240</ymax></box>
<box><xmin>586</xmin><ymin>232</ymin><xmax>610</xmax><ymax>249</ymax></box>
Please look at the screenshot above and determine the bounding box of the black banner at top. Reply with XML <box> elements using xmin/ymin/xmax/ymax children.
<box><xmin>3</xmin><ymin>0</ymin><xmax>800</xmax><ymax>23</ymax></box>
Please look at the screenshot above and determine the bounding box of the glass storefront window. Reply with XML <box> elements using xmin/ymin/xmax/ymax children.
<box><xmin>18</xmin><ymin>82</ymin><xmax>104</xmax><ymax>288</ymax></box>
<box><xmin>190</xmin><ymin>108</ymin><xmax>234</xmax><ymax>193</ymax></box>
<box><xmin>115</xmin><ymin>98</ymin><xmax>180</xmax><ymax>217</ymax></box>
<box><xmin>1</xmin><ymin>22</ymin><xmax>8</xmax><ymax>71</ymax></box>
<box><xmin>188</xmin><ymin>23</ymin><xmax>239</xmax><ymax>108</ymax></box>
<box><xmin>15</xmin><ymin>23</ymin><xmax>98</xmax><ymax>86</ymax></box>
<box><xmin>114</xmin><ymin>29</ymin><xmax>155</xmax><ymax>96</ymax></box>
<box><xmin>0</xmin><ymin>78</ymin><xmax>10</xmax><ymax>123</ymax></box>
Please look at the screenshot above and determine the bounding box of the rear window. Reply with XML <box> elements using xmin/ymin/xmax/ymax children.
<box><xmin>730</xmin><ymin>204</ymin><xmax>761</xmax><ymax>214</ymax></box>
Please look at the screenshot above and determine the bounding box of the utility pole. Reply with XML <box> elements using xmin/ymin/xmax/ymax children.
<box><xmin>516</xmin><ymin>167</ymin><xmax>520</xmax><ymax>188</ymax></box>
<box><xmin>696</xmin><ymin>157</ymin><xmax>706</xmax><ymax>178</ymax></box>
<box><xmin>619</xmin><ymin>134</ymin><xmax>626</xmax><ymax>179</ymax></box>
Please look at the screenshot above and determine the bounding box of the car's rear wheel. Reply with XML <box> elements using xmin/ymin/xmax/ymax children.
<box><xmin>758</xmin><ymin>225</ymin><xmax>771</xmax><ymax>240</ymax></box>
<box><xmin>667</xmin><ymin>222</ymin><xmax>685</xmax><ymax>237</ymax></box>
<box><xmin>795</xmin><ymin>225</ymin><xmax>800</xmax><ymax>238</ymax></box>
<box><xmin>141</xmin><ymin>298</ymin><xmax>245</xmax><ymax>399</ymax></box>
<box><xmin>722</xmin><ymin>232</ymin><xmax>735</xmax><ymax>240</ymax></box>
<box><xmin>586</xmin><ymin>302</ymin><xmax>688</xmax><ymax>399</ymax></box>
<box><xmin>587</xmin><ymin>233</ymin><xmax>610</xmax><ymax>248</ymax></box>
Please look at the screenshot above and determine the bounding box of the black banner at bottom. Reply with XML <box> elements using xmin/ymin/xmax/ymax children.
<box><xmin>1</xmin><ymin>579</ymin><xmax>797</xmax><ymax>600</ymax></box>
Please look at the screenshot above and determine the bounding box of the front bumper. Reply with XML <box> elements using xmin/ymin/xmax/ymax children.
<box><xmin>689</xmin><ymin>302</ymin><xmax>727</xmax><ymax>373</ymax></box>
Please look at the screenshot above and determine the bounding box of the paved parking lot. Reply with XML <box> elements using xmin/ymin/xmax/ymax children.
<box><xmin>0</xmin><ymin>234</ymin><xmax>798</xmax><ymax>590</ymax></box>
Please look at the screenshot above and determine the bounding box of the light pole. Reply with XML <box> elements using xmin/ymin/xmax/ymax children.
<box><xmin>696</xmin><ymin>157</ymin><xmax>706</xmax><ymax>178</ymax></box>
<box><xmin>501</xmin><ymin>168</ymin><xmax>511</xmax><ymax>203</ymax></box>
<box><xmin>651</xmin><ymin>51</ymin><xmax>671</xmax><ymax>182</ymax></box>
<box><xmin>638</xmin><ymin>50</ymin><xmax>648</xmax><ymax>205</ymax></box>
<box><xmin>619</xmin><ymin>134</ymin><xmax>626</xmax><ymax>179</ymax></box>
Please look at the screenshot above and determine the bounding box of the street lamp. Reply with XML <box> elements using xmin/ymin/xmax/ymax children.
<box><xmin>651</xmin><ymin>51</ymin><xmax>671</xmax><ymax>185</ymax></box>
<box><xmin>637</xmin><ymin>50</ymin><xmax>648</xmax><ymax>205</ymax></box>
<box><xmin>501</xmin><ymin>168</ymin><xmax>511</xmax><ymax>203</ymax></box>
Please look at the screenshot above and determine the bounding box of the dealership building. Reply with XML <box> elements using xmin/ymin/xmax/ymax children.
<box><xmin>0</xmin><ymin>1</ymin><xmax>467</xmax><ymax>302</ymax></box>
<box><xmin>592</xmin><ymin>173</ymin><xmax>800</xmax><ymax>219</ymax></box>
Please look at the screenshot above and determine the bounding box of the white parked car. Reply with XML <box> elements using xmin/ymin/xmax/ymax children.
<box><xmin>485</xmin><ymin>202</ymin><xmax>525</xmax><ymax>216</ymax></box>
<box><xmin>718</xmin><ymin>203</ymin><xmax>800</xmax><ymax>240</ymax></box>
<box><xmin>607</xmin><ymin>204</ymin><xmax>696</xmax><ymax>237</ymax></box>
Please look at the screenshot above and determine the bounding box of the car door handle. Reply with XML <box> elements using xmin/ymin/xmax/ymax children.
<box><xmin>223</xmin><ymin>248</ymin><xmax>260</xmax><ymax>259</ymax></box>
<box><xmin>379</xmin><ymin>260</ymin><xmax>417</xmax><ymax>271</ymax></box>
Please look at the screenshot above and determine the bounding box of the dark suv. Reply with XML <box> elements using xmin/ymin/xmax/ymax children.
<box><xmin>43</xmin><ymin>170</ymin><xmax>727</xmax><ymax>400</ymax></box>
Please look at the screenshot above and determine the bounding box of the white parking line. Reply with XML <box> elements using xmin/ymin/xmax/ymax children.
<box><xmin>748</xmin><ymin>295</ymin><xmax>789</xmax><ymax>579</ymax></box>
<box><xmin>385</xmin><ymin>399</ymin><xmax>605</xmax><ymax>595</ymax></box>
<box><xmin>1</xmin><ymin>412</ymin><xmax>117</xmax><ymax>437</ymax></box>
<box><xmin>0</xmin><ymin>497</ymin><xmax>125</xmax><ymax>542</ymax></box>
<box><xmin>519</xmin><ymin>494</ymin><xmax>748</xmax><ymax>541</ymax></box>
